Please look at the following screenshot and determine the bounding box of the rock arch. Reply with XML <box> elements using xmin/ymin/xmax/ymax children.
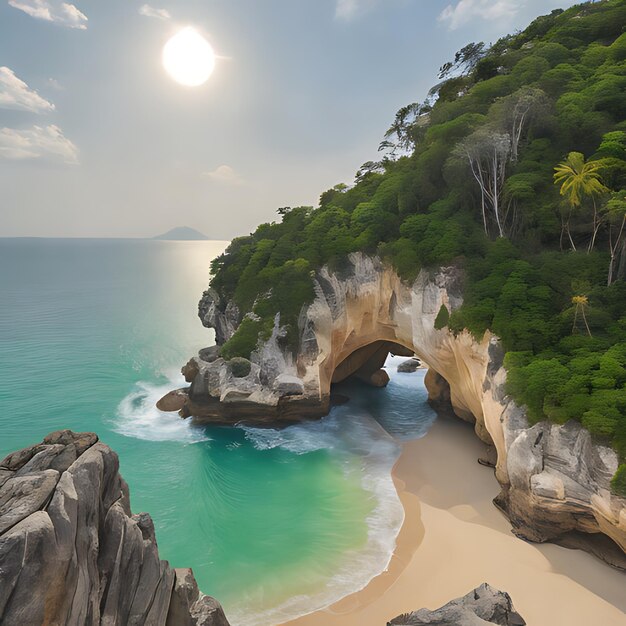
<box><xmin>291</xmin><ymin>254</ymin><xmax>626</xmax><ymax>562</ymax></box>
<box><xmin>296</xmin><ymin>255</ymin><xmax>504</xmax><ymax>476</ymax></box>
<box><xmin>169</xmin><ymin>253</ymin><xmax>626</xmax><ymax>564</ymax></box>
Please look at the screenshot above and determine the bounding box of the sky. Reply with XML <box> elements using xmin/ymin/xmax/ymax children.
<box><xmin>0</xmin><ymin>0</ymin><xmax>578</xmax><ymax>239</ymax></box>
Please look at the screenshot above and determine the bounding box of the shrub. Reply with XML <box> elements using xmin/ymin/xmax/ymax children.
<box><xmin>611</xmin><ymin>464</ymin><xmax>626</xmax><ymax>497</ymax></box>
<box><xmin>220</xmin><ymin>318</ymin><xmax>267</xmax><ymax>360</ymax></box>
<box><xmin>228</xmin><ymin>357</ymin><xmax>252</xmax><ymax>378</ymax></box>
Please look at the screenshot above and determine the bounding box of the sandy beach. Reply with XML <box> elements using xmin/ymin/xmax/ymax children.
<box><xmin>284</xmin><ymin>415</ymin><xmax>626</xmax><ymax>626</ymax></box>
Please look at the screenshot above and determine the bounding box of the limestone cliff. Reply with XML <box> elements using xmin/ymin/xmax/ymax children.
<box><xmin>165</xmin><ymin>253</ymin><xmax>626</xmax><ymax>567</ymax></box>
<box><xmin>0</xmin><ymin>430</ymin><xmax>230</xmax><ymax>626</ymax></box>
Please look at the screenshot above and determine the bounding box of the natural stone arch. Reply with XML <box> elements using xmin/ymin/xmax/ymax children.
<box><xmin>297</xmin><ymin>255</ymin><xmax>506</xmax><ymax>479</ymax></box>
<box><xmin>330</xmin><ymin>340</ymin><xmax>415</xmax><ymax>387</ymax></box>
<box><xmin>170</xmin><ymin>253</ymin><xmax>626</xmax><ymax>563</ymax></box>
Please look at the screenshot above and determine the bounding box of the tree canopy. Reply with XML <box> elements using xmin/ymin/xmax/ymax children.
<box><xmin>208</xmin><ymin>0</ymin><xmax>626</xmax><ymax>494</ymax></box>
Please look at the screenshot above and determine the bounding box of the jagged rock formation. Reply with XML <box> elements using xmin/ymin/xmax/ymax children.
<box><xmin>388</xmin><ymin>583</ymin><xmax>526</xmax><ymax>626</ymax></box>
<box><xmin>0</xmin><ymin>430</ymin><xmax>230</xmax><ymax>626</ymax></box>
<box><xmin>164</xmin><ymin>253</ymin><xmax>626</xmax><ymax>567</ymax></box>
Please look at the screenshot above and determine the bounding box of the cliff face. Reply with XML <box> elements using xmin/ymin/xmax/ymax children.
<box><xmin>167</xmin><ymin>253</ymin><xmax>626</xmax><ymax>567</ymax></box>
<box><xmin>0</xmin><ymin>430</ymin><xmax>229</xmax><ymax>626</ymax></box>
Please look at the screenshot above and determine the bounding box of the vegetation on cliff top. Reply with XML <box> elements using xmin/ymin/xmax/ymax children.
<box><xmin>209</xmin><ymin>0</ymin><xmax>626</xmax><ymax>491</ymax></box>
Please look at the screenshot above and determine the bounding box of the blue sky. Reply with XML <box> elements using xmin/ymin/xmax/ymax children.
<box><xmin>0</xmin><ymin>0</ymin><xmax>576</xmax><ymax>238</ymax></box>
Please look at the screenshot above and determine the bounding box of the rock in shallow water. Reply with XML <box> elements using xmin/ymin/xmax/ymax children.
<box><xmin>157</xmin><ymin>388</ymin><xmax>189</xmax><ymax>412</ymax></box>
<box><xmin>388</xmin><ymin>583</ymin><xmax>526</xmax><ymax>626</ymax></box>
<box><xmin>397</xmin><ymin>358</ymin><xmax>421</xmax><ymax>373</ymax></box>
<box><xmin>0</xmin><ymin>430</ymin><xmax>230</xmax><ymax>626</ymax></box>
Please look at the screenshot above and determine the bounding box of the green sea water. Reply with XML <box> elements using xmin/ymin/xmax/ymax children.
<box><xmin>0</xmin><ymin>238</ymin><xmax>436</xmax><ymax>625</ymax></box>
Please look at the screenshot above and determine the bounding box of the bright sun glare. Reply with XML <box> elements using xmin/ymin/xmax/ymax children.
<box><xmin>162</xmin><ymin>27</ymin><xmax>215</xmax><ymax>87</ymax></box>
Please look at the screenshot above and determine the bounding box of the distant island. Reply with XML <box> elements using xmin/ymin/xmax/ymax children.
<box><xmin>153</xmin><ymin>226</ymin><xmax>208</xmax><ymax>240</ymax></box>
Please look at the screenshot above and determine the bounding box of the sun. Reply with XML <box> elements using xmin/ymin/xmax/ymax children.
<box><xmin>162</xmin><ymin>27</ymin><xmax>215</xmax><ymax>87</ymax></box>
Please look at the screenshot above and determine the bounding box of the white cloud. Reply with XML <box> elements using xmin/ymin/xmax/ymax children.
<box><xmin>8</xmin><ymin>1</ymin><xmax>88</xmax><ymax>29</ymax></box>
<box><xmin>202</xmin><ymin>165</ymin><xmax>243</xmax><ymax>185</ymax></box>
<box><xmin>0</xmin><ymin>125</ymin><xmax>79</xmax><ymax>164</ymax></box>
<box><xmin>138</xmin><ymin>4</ymin><xmax>171</xmax><ymax>20</ymax></box>
<box><xmin>0</xmin><ymin>67</ymin><xmax>55</xmax><ymax>113</ymax></box>
<box><xmin>438</xmin><ymin>0</ymin><xmax>518</xmax><ymax>30</ymax></box>
<box><xmin>335</xmin><ymin>0</ymin><xmax>379</xmax><ymax>20</ymax></box>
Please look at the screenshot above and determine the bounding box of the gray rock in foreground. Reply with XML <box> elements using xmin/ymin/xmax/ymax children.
<box><xmin>0</xmin><ymin>430</ymin><xmax>229</xmax><ymax>626</ymax></box>
<box><xmin>388</xmin><ymin>583</ymin><xmax>526</xmax><ymax>626</ymax></box>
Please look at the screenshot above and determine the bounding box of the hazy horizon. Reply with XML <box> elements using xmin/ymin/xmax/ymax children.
<box><xmin>1</xmin><ymin>0</ymin><xmax>577</xmax><ymax>239</ymax></box>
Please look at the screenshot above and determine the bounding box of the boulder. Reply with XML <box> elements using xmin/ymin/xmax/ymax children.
<box><xmin>157</xmin><ymin>389</ymin><xmax>188</xmax><ymax>412</ymax></box>
<box><xmin>363</xmin><ymin>368</ymin><xmax>390</xmax><ymax>387</ymax></box>
<box><xmin>199</xmin><ymin>346</ymin><xmax>220</xmax><ymax>363</ymax></box>
<box><xmin>397</xmin><ymin>358</ymin><xmax>421</xmax><ymax>373</ymax></box>
<box><xmin>182</xmin><ymin>358</ymin><xmax>201</xmax><ymax>383</ymax></box>
<box><xmin>273</xmin><ymin>374</ymin><xmax>305</xmax><ymax>396</ymax></box>
<box><xmin>388</xmin><ymin>583</ymin><xmax>526</xmax><ymax>626</ymax></box>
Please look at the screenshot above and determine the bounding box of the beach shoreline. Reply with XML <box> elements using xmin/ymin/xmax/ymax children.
<box><xmin>282</xmin><ymin>414</ymin><xmax>626</xmax><ymax>626</ymax></box>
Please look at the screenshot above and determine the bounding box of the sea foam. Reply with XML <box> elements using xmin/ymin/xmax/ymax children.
<box><xmin>236</xmin><ymin>406</ymin><xmax>405</xmax><ymax>626</ymax></box>
<box><xmin>114</xmin><ymin>357</ymin><xmax>431</xmax><ymax>626</ymax></box>
<box><xmin>114</xmin><ymin>369</ymin><xmax>210</xmax><ymax>443</ymax></box>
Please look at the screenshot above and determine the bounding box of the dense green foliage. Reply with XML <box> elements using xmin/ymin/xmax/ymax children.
<box><xmin>612</xmin><ymin>464</ymin><xmax>626</xmax><ymax>496</ymax></box>
<box><xmin>228</xmin><ymin>357</ymin><xmax>252</xmax><ymax>378</ymax></box>
<box><xmin>210</xmin><ymin>1</ymin><xmax>626</xmax><ymax>488</ymax></box>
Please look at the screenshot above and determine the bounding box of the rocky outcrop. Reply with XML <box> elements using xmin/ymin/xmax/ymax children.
<box><xmin>388</xmin><ymin>583</ymin><xmax>526</xmax><ymax>626</ymax></box>
<box><xmin>0</xmin><ymin>430</ymin><xmax>229</xmax><ymax>626</ymax></box>
<box><xmin>165</xmin><ymin>252</ymin><xmax>626</xmax><ymax>567</ymax></box>
<box><xmin>198</xmin><ymin>288</ymin><xmax>240</xmax><ymax>346</ymax></box>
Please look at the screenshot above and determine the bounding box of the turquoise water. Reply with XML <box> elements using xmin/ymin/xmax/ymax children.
<box><xmin>0</xmin><ymin>238</ymin><xmax>436</xmax><ymax>625</ymax></box>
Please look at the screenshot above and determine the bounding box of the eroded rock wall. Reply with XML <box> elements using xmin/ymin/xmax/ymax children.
<box><xmin>0</xmin><ymin>430</ymin><xmax>230</xmax><ymax>626</ymax></box>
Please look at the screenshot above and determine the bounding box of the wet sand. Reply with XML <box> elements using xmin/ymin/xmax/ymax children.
<box><xmin>284</xmin><ymin>416</ymin><xmax>626</xmax><ymax>626</ymax></box>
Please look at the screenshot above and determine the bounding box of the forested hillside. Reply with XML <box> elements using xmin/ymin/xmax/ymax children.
<box><xmin>208</xmin><ymin>0</ymin><xmax>626</xmax><ymax>492</ymax></box>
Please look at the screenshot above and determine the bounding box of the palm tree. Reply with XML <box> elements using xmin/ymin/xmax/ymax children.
<box><xmin>554</xmin><ymin>152</ymin><xmax>608</xmax><ymax>252</ymax></box>
<box><xmin>571</xmin><ymin>295</ymin><xmax>592</xmax><ymax>337</ymax></box>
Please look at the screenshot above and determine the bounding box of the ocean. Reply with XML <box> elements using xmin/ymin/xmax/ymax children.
<box><xmin>0</xmin><ymin>238</ymin><xmax>436</xmax><ymax>625</ymax></box>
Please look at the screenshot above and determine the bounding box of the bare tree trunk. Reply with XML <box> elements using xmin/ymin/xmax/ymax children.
<box><xmin>492</xmin><ymin>148</ymin><xmax>504</xmax><ymax>237</ymax></box>
<box><xmin>608</xmin><ymin>216</ymin><xmax>626</xmax><ymax>286</ymax></box>
<box><xmin>463</xmin><ymin>131</ymin><xmax>511</xmax><ymax>239</ymax></box>
<box><xmin>468</xmin><ymin>156</ymin><xmax>488</xmax><ymax>235</ymax></box>
<box><xmin>618</xmin><ymin>237</ymin><xmax>626</xmax><ymax>282</ymax></box>
<box><xmin>510</xmin><ymin>110</ymin><xmax>527</xmax><ymax>163</ymax></box>
<box><xmin>588</xmin><ymin>197</ymin><xmax>600</xmax><ymax>253</ymax></box>
<box><xmin>581</xmin><ymin>307</ymin><xmax>592</xmax><ymax>337</ymax></box>
<box><xmin>566</xmin><ymin>218</ymin><xmax>577</xmax><ymax>252</ymax></box>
